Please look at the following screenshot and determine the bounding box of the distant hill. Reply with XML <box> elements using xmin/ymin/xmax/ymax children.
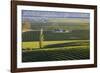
<box><xmin>22</xmin><ymin>18</ymin><xmax>89</xmax><ymax>32</ymax></box>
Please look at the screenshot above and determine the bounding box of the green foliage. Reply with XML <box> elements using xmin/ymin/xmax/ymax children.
<box><xmin>39</xmin><ymin>28</ymin><xmax>44</xmax><ymax>48</ymax></box>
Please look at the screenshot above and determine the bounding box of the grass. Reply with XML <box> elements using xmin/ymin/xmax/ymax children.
<box><xmin>23</xmin><ymin>46</ymin><xmax>89</xmax><ymax>51</ymax></box>
<box><xmin>22</xmin><ymin>40</ymin><xmax>90</xmax><ymax>62</ymax></box>
<box><xmin>22</xmin><ymin>41</ymin><xmax>39</xmax><ymax>49</ymax></box>
<box><xmin>22</xmin><ymin>45</ymin><xmax>89</xmax><ymax>62</ymax></box>
<box><xmin>22</xmin><ymin>30</ymin><xmax>90</xmax><ymax>62</ymax></box>
<box><xmin>22</xmin><ymin>40</ymin><xmax>89</xmax><ymax>49</ymax></box>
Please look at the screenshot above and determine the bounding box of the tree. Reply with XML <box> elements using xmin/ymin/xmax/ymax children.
<box><xmin>39</xmin><ymin>28</ymin><xmax>44</xmax><ymax>48</ymax></box>
<box><xmin>22</xmin><ymin>21</ymin><xmax>31</xmax><ymax>32</ymax></box>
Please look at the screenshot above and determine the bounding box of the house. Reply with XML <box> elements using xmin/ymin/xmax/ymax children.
<box><xmin>53</xmin><ymin>29</ymin><xmax>71</xmax><ymax>33</ymax></box>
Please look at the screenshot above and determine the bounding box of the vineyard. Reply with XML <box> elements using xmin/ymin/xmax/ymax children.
<box><xmin>22</xmin><ymin>30</ymin><xmax>90</xmax><ymax>62</ymax></box>
<box><xmin>22</xmin><ymin>30</ymin><xmax>89</xmax><ymax>41</ymax></box>
<box><xmin>22</xmin><ymin>41</ymin><xmax>90</xmax><ymax>62</ymax></box>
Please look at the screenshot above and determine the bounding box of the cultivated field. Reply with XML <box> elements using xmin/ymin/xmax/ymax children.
<box><xmin>22</xmin><ymin>30</ymin><xmax>90</xmax><ymax>62</ymax></box>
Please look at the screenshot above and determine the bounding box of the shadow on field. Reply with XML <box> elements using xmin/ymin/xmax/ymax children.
<box><xmin>43</xmin><ymin>41</ymin><xmax>89</xmax><ymax>48</ymax></box>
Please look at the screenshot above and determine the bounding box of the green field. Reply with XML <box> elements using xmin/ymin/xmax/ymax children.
<box><xmin>22</xmin><ymin>40</ymin><xmax>90</xmax><ymax>62</ymax></box>
<box><xmin>22</xmin><ymin>30</ymin><xmax>89</xmax><ymax>41</ymax></box>
<box><xmin>22</xmin><ymin>26</ymin><xmax>90</xmax><ymax>62</ymax></box>
<box><xmin>22</xmin><ymin>47</ymin><xmax>89</xmax><ymax>62</ymax></box>
<box><xmin>22</xmin><ymin>40</ymin><xmax>89</xmax><ymax>49</ymax></box>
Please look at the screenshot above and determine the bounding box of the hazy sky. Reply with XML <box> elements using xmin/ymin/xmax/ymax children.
<box><xmin>22</xmin><ymin>10</ymin><xmax>90</xmax><ymax>23</ymax></box>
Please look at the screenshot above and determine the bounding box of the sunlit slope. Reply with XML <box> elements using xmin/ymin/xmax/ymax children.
<box><xmin>22</xmin><ymin>40</ymin><xmax>89</xmax><ymax>49</ymax></box>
